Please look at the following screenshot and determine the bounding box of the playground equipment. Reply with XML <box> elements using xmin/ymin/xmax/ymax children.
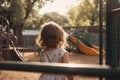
<box><xmin>69</xmin><ymin>36</ymin><xmax>101</xmax><ymax>56</ymax></box>
<box><xmin>0</xmin><ymin>16</ymin><xmax>27</xmax><ymax>61</ymax></box>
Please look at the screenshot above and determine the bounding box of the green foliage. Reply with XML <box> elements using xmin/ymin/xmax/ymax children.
<box><xmin>9</xmin><ymin>0</ymin><xmax>25</xmax><ymax>27</ymax></box>
<box><xmin>67</xmin><ymin>6</ymin><xmax>78</xmax><ymax>26</ymax></box>
<box><xmin>68</xmin><ymin>0</ymin><xmax>106</xmax><ymax>26</ymax></box>
<box><xmin>42</xmin><ymin>12</ymin><xmax>69</xmax><ymax>27</ymax></box>
<box><xmin>0</xmin><ymin>0</ymin><xmax>53</xmax><ymax>29</ymax></box>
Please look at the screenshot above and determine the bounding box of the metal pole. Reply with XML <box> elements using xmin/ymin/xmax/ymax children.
<box><xmin>99</xmin><ymin>0</ymin><xmax>103</xmax><ymax>65</ymax></box>
<box><xmin>99</xmin><ymin>0</ymin><xmax>103</xmax><ymax>80</ymax></box>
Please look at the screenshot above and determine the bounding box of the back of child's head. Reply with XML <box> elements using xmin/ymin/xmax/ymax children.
<box><xmin>37</xmin><ymin>21</ymin><xmax>67</xmax><ymax>48</ymax></box>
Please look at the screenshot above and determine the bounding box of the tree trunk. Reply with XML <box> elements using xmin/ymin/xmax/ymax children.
<box><xmin>13</xmin><ymin>23</ymin><xmax>23</xmax><ymax>46</ymax></box>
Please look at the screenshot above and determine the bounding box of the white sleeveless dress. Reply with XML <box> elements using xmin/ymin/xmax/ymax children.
<box><xmin>39</xmin><ymin>48</ymin><xmax>67</xmax><ymax>80</ymax></box>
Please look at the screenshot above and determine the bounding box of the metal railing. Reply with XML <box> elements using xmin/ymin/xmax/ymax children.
<box><xmin>0</xmin><ymin>61</ymin><xmax>120</xmax><ymax>78</ymax></box>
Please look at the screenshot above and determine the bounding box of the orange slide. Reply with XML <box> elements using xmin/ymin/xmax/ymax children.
<box><xmin>69</xmin><ymin>36</ymin><xmax>100</xmax><ymax>56</ymax></box>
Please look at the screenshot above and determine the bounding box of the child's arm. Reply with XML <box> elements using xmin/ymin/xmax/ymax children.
<box><xmin>62</xmin><ymin>52</ymin><xmax>73</xmax><ymax>80</ymax></box>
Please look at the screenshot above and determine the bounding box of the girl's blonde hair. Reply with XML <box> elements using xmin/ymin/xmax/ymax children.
<box><xmin>36</xmin><ymin>22</ymin><xmax>68</xmax><ymax>48</ymax></box>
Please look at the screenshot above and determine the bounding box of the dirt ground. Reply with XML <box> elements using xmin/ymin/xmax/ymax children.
<box><xmin>0</xmin><ymin>52</ymin><xmax>105</xmax><ymax>80</ymax></box>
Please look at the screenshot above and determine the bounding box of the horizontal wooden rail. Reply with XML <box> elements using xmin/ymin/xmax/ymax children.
<box><xmin>0</xmin><ymin>61</ymin><xmax>120</xmax><ymax>78</ymax></box>
<box><xmin>112</xmin><ymin>8</ymin><xmax>120</xmax><ymax>12</ymax></box>
<box><xmin>0</xmin><ymin>48</ymin><xmax>38</xmax><ymax>52</ymax></box>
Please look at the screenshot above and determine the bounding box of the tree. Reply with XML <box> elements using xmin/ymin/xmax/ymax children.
<box><xmin>68</xmin><ymin>0</ymin><xmax>106</xmax><ymax>26</ymax></box>
<box><xmin>0</xmin><ymin>0</ymin><xmax>52</xmax><ymax>45</ymax></box>
<box><xmin>42</xmin><ymin>12</ymin><xmax>69</xmax><ymax>27</ymax></box>
<box><xmin>67</xmin><ymin>6</ymin><xmax>78</xmax><ymax>26</ymax></box>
